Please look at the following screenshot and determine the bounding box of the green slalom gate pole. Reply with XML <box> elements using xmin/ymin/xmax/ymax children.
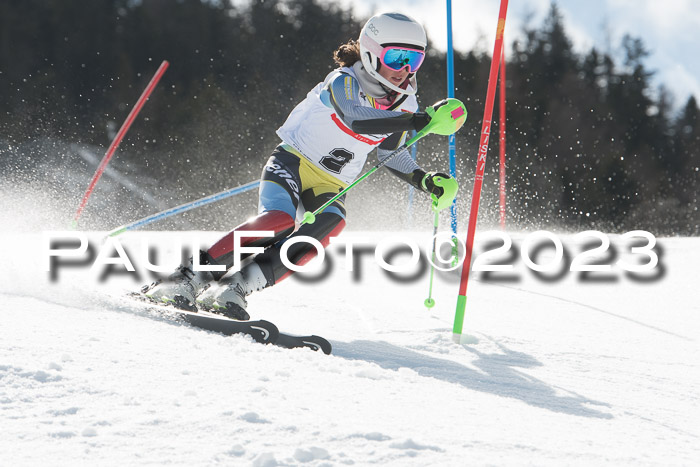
<box><xmin>302</xmin><ymin>98</ymin><xmax>467</xmax><ymax>225</ymax></box>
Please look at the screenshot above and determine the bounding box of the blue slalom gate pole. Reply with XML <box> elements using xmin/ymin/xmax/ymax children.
<box><xmin>107</xmin><ymin>180</ymin><xmax>260</xmax><ymax>236</ymax></box>
<box><xmin>446</xmin><ymin>0</ymin><xmax>458</xmax><ymax>235</ymax></box>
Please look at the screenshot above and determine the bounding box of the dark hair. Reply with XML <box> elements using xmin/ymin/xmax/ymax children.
<box><xmin>333</xmin><ymin>39</ymin><xmax>361</xmax><ymax>67</ymax></box>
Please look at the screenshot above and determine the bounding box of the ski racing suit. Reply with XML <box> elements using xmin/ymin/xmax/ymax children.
<box><xmin>203</xmin><ymin>64</ymin><xmax>433</xmax><ymax>287</ymax></box>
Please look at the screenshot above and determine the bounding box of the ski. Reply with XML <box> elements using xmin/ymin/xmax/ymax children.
<box><xmin>174</xmin><ymin>309</ymin><xmax>331</xmax><ymax>354</ymax></box>
<box><xmin>128</xmin><ymin>293</ymin><xmax>332</xmax><ymax>354</ymax></box>
<box><xmin>177</xmin><ymin>310</ymin><xmax>279</xmax><ymax>344</ymax></box>
<box><xmin>275</xmin><ymin>333</ymin><xmax>333</xmax><ymax>355</ymax></box>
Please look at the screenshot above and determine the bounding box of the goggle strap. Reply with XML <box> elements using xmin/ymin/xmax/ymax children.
<box><xmin>362</xmin><ymin>34</ymin><xmax>385</xmax><ymax>58</ymax></box>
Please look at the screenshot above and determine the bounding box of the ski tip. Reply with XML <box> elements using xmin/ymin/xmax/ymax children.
<box><xmin>307</xmin><ymin>336</ymin><xmax>332</xmax><ymax>355</ymax></box>
<box><xmin>275</xmin><ymin>333</ymin><xmax>332</xmax><ymax>355</ymax></box>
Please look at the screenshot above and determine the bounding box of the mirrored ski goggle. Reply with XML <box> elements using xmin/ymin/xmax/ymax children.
<box><xmin>380</xmin><ymin>46</ymin><xmax>425</xmax><ymax>72</ymax></box>
<box><xmin>363</xmin><ymin>34</ymin><xmax>425</xmax><ymax>72</ymax></box>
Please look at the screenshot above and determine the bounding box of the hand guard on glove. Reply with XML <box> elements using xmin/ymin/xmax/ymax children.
<box><xmin>421</xmin><ymin>172</ymin><xmax>458</xmax><ymax>211</ymax></box>
<box><xmin>411</xmin><ymin>98</ymin><xmax>468</xmax><ymax>135</ymax></box>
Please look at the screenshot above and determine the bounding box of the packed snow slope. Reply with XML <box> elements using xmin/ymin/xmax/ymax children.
<box><xmin>1</xmin><ymin>229</ymin><xmax>698</xmax><ymax>466</ymax></box>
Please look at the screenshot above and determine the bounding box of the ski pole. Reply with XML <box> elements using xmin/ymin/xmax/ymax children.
<box><xmin>302</xmin><ymin>98</ymin><xmax>467</xmax><ymax>225</ymax></box>
<box><xmin>424</xmin><ymin>209</ymin><xmax>439</xmax><ymax>308</ymax></box>
<box><xmin>302</xmin><ymin>129</ymin><xmax>428</xmax><ymax>225</ymax></box>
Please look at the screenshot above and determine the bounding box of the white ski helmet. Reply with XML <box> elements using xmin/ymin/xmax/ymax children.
<box><xmin>359</xmin><ymin>12</ymin><xmax>427</xmax><ymax>95</ymax></box>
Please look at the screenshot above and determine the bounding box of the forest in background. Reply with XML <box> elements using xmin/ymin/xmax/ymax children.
<box><xmin>1</xmin><ymin>0</ymin><xmax>698</xmax><ymax>234</ymax></box>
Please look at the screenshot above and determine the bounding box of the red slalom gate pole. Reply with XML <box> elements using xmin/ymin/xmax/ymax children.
<box><xmin>452</xmin><ymin>0</ymin><xmax>509</xmax><ymax>343</ymax></box>
<box><xmin>499</xmin><ymin>41</ymin><xmax>507</xmax><ymax>230</ymax></box>
<box><xmin>72</xmin><ymin>60</ymin><xmax>169</xmax><ymax>226</ymax></box>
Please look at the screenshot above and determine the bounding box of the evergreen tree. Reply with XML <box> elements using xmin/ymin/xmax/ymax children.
<box><xmin>0</xmin><ymin>0</ymin><xmax>697</xmax><ymax>233</ymax></box>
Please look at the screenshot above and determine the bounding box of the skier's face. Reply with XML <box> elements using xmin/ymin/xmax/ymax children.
<box><xmin>378</xmin><ymin>64</ymin><xmax>410</xmax><ymax>88</ymax></box>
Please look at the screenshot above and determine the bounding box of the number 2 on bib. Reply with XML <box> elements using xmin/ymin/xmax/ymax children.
<box><xmin>320</xmin><ymin>148</ymin><xmax>354</xmax><ymax>174</ymax></box>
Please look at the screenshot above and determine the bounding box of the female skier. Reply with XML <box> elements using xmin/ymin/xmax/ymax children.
<box><xmin>143</xmin><ymin>12</ymin><xmax>462</xmax><ymax>320</ymax></box>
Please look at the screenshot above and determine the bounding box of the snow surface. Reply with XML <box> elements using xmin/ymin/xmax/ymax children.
<box><xmin>1</xmin><ymin>229</ymin><xmax>698</xmax><ymax>466</ymax></box>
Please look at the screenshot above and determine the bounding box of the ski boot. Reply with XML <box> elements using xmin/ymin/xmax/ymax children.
<box><xmin>197</xmin><ymin>262</ymin><xmax>269</xmax><ymax>320</ymax></box>
<box><xmin>142</xmin><ymin>251</ymin><xmax>214</xmax><ymax>311</ymax></box>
